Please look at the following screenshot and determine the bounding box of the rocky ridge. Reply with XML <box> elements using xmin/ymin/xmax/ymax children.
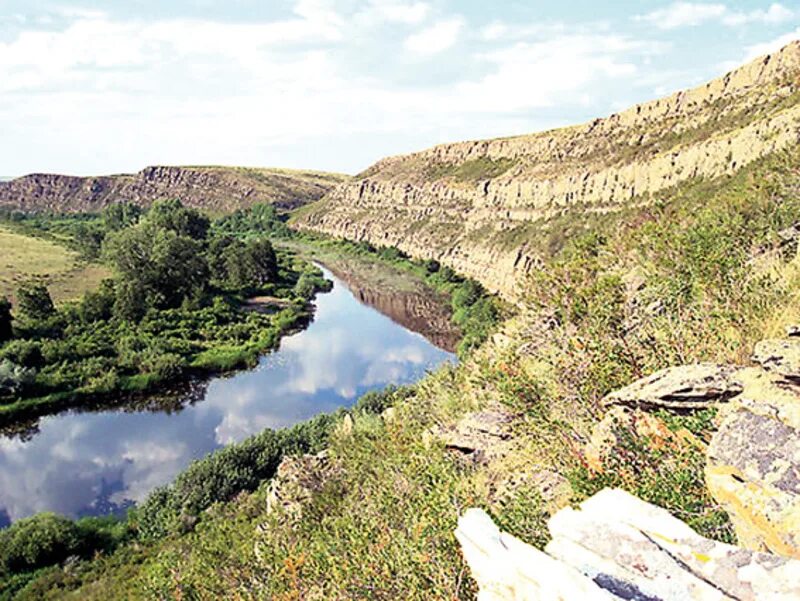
<box><xmin>0</xmin><ymin>165</ymin><xmax>348</xmax><ymax>214</ymax></box>
<box><xmin>296</xmin><ymin>41</ymin><xmax>800</xmax><ymax>299</ymax></box>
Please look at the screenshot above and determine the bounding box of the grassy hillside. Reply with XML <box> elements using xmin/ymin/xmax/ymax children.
<box><xmin>8</xmin><ymin>144</ymin><xmax>800</xmax><ymax>599</ymax></box>
<box><xmin>0</xmin><ymin>226</ymin><xmax>109</xmax><ymax>304</ymax></box>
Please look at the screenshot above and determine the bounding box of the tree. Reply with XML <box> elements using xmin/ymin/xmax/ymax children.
<box><xmin>224</xmin><ymin>238</ymin><xmax>278</xmax><ymax>289</ymax></box>
<box><xmin>243</xmin><ymin>238</ymin><xmax>278</xmax><ymax>287</ymax></box>
<box><xmin>0</xmin><ymin>297</ymin><xmax>12</xmax><ymax>343</ymax></box>
<box><xmin>104</xmin><ymin>223</ymin><xmax>208</xmax><ymax>315</ymax></box>
<box><xmin>103</xmin><ymin>202</ymin><xmax>143</xmax><ymax>232</ymax></box>
<box><xmin>16</xmin><ymin>281</ymin><xmax>55</xmax><ymax>321</ymax></box>
<box><xmin>146</xmin><ymin>199</ymin><xmax>210</xmax><ymax>241</ymax></box>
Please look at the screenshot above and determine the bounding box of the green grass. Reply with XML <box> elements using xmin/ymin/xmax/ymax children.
<box><xmin>0</xmin><ymin>227</ymin><xmax>110</xmax><ymax>305</ymax></box>
<box><xmin>10</xmin><ymin>146</ymin><xmax>800</xmax><ymax>599</ymax></box>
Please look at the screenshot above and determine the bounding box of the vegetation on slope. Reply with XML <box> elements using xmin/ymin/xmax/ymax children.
<box><xmin>5</xmin><ymin>145</ymin><xmax>800</xmax><ymax>599</ymax></box>
<box><xmin>0</xmin><ymin>201</ymin><xmax>330</xmax><ymax>424</ymax></box>
<box><xmin>18</xmin><ymin>146</ymin><xmax>798</xmax><ymax>600</ymax></box>
<box><xmin>0</xmin><ymin>222</ymin><xmax>109</xmax><ymax>304</ymax></box>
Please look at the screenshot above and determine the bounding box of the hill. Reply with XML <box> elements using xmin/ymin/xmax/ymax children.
<box><xmin>295</xmin><ymin>41</ymin><xmax>800</xmax><ymax>299</ymax></box>
<box><xmin>0</xmin><ymin>166</ymin><xmax>348</xmax><ymax>214</ymax></box>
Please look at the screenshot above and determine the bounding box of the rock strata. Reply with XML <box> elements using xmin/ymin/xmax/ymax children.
<box><xmin>297</xmin><ymin>42</ymin><xmax>800</xmax><ymax>300</ymax></box>
<box><xmin>602</xmin><ymin>363</ymin><xmax>743</xmax><ymax>410</ymax></box>
<box><xmin>751</xmin><ymin>338</ymin><xmax>800</xmax><ymax>382</ymax></box>
<box><xmin>0</xmin><ymin>166</ymin><xmax>347</xmax><ymax>214</ymax></box>
<box><xmin>456</xmin><ymin>488</ymin><xmax>800</xmax><ymax>600</ymax></box>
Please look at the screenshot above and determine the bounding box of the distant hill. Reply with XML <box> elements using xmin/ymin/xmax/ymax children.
<box><xmin>295</xmin><ymin>40</ymin><xmax>800</xmax><ymax>299</ymax></box>
<box><xmin>0</xmin><ymin>166</ymin><xmax>349</xmax><ymax>214</ymax></box>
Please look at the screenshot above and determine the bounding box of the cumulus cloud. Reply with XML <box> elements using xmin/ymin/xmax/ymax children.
<box><xmin>636</xmin><ymin>2</ymin><xmax>795</xmax><ymax>30</ymax></box>
<box><xmin>0</xmin><ymin>1</ymin><xmax>695</xmax><ymax>175</ymax></box>
<box><xmin>404</xmin><ymin>17</ymin><xmax>464</xmax><ymax>56</ymax></box>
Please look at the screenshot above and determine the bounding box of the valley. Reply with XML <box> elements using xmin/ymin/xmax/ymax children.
<box><xmin>2</xmin><ymin>36</ymin><xmax>800</xmax><ymax>601</ymax></box>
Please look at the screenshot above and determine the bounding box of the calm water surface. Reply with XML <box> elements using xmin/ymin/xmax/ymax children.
<box><xmin>0</xmin><ymin>266</ymin><xmax>456</xmax><ymax>525</ymax></box>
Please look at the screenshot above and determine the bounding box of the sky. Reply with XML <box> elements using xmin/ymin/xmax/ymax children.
<box><xmin>1</xmin><ymin>1</ymin><xmax>800</xmax><ymax>176</ymax></box>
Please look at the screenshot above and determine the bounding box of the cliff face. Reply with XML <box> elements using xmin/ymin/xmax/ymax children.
<box><xmin>0</xmin><ymin>166</ymin><xmax>348</xmax><ymax>214</ymax></box>
<box><xmin>295</xmin><ymin>41</ymin><xmax>800</xmax><ymax>299</ymax></box>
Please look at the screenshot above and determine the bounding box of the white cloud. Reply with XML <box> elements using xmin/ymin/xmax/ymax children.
<box><xmin>404</xmin><ymin>17</ymin><xmax>464</xmax><ymax>56</ymax></box>
<box><xmin>637</xmin><ymin>2</ymin><xmax>795</xmax><ymax>30</ymax></box>
<box><xmin>742</xmin><ymin>27</ymin><xmax>800</xmax><ymax>60</ymax></box>
<box><xmin>371</xmin><ymin>1</ymin><xmax>430</xmax><ymax>25</ymax></box>
<box><xmin>637</xmin><ymin>2</ymin><xmax>726</xmax><ymax>29</ymax></box>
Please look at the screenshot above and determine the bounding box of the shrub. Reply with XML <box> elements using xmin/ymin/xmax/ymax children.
<box><xmin>16</xmin><ymin>281</ymin><xmax>55</xmax><ymax>322</ymax></box>
<box><xmin>0</xmin><ymin>513</ymin><xmax>81</xmax><ymax>575</ymax></box>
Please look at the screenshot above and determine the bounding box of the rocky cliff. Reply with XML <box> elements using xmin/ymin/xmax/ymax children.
<box><xmin>0</xmin><ymin>166</ymin><xmax>348</xmax><ymax>214</ymax></box>
<box><xmin>295</xmin><ymin>41</ymin><xmax>800</xmax><ymax>299</ymax></box>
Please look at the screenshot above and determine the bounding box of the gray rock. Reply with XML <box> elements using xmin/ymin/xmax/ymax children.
<box><xmin>602</xmin><ymin>363</ymin><xmax>743</xmax><ymax>410</ymax></box>
<box><xmin>752</xmin><ymin>338</ymin><xmax>800</xmax><ymax>382</ymax></box>
<box><xmin>706</xmin><ymin>367</ymin><xmax>800</xmax><ymax>558</ymax></box>
<box><xmin>456</xmin><ymin>488</ymin><xmax>800</xmax><ymax>600</ymax></box>
<box><xmin>438</xmin><ymin>406</ymin><xmax>515</xmax><ymax>463</ymax></box>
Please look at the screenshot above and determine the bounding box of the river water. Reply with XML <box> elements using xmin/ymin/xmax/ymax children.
<box><xmin>0</xmin><ymin>265</ymin><xmax>457</xmax><ymax>525</ymax></box>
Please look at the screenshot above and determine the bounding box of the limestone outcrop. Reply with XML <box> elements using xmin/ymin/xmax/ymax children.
<box><xmin>266</xmin><ymin>451</ymin><xmax>334</xmax><ymax>520</ymax></box>
<box><xmin>296</xmin><ymin>41</ymin><xmax>800</xmax><ymax>300</ymax></box>
<box><xmin>0</xmin><ymin>166</ymin><xmax>347</xmax><ymax>214</ymax></box>
<box><xmin>706</xmin><ymin>366</ymin><xmax>800</xmax><ymax>558</ymax></box>
<box><xmin>602</xmin><ymin>363</ymin><xmax>743</xmax><ymax>410</ymax></box>
<box><xmin>457</xmin><ymin>488</ymin><xmax>800</xmax><ymax>600</ymax></box>
<box><xmin>751</xmin><ymin>338</ymin><xmax>800</xmax><ymax>382</ymax></box>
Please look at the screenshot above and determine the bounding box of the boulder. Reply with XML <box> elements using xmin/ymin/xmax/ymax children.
<box><xmin>602</xmin><ymin>363</ymin><xmax>743</xmax><ymax>410</ymax></box>
<box><xmin>456</xmin><ymin>488</ymin><xmax>800</xmax><ymax>600</ymax></box>
<box><xmin>706</xmin><ymin>367</ymin><xmax>800</xmax><ymax>558</ymax></box>
<box><xmin>752</xmin><ymin>338</ymin><xmax>800</xmax><ymax>382</ymax></box>
<box><xmin>266</xmin><ymin>451</ymin><xmax>333</xmax><ymax>519</ymax></box>
<box><xmin>786</xmin><ymin>325</ymin><xmax>800</xmax><ymax>338</ymax></box>
<box><xmin>437</xmin><ymin>406</ymin><xmax>515</xmax><ymax>464</ymax></box>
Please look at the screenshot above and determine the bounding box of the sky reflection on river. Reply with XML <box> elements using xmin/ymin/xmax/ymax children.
<box><xmin>0</xmin><ymin>267</ymin><xmax>455</xmax><ymax>525</ymax></box>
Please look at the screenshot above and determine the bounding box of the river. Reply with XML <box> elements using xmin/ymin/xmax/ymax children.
<box><xmin>0</xmin><ymin>264</ymin><xmax>457</xmax><ymax>526</ymax></box>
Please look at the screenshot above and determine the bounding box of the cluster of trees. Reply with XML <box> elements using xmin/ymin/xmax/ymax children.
<box><xmin>0</xmin><ymin>200</ymin><xmax>327</xmax><ymax>408</ymax></box>
<box><xmin>102</xmin><ymin>199</ymin><xmax>278</xmax><ymax>321</ymax></box>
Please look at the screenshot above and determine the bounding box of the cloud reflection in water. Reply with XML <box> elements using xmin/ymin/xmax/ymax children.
<box><xmin>0</xmin><ymin>267</ymin><xmax>455</xmax><ymax>523</ymax></box>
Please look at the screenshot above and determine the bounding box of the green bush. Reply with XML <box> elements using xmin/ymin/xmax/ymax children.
<box><xmin>0</xmin><ymin>514</ymin><xmax>81</xmax><ymax>575</ymax></box>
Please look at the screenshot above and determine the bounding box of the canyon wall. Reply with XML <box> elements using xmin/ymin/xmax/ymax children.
<box><xmin>0</xmin><ymin>166</ymin><xmax>348</xmax><ymax>214</ymax></box>
<box><xmin>295</xmin><ymin>41</ymin><xmax>800</xmax><ymax>299</ymax></box>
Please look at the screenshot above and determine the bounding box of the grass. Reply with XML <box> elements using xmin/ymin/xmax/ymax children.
<box><xmin>8</xmin><ymin>146</ymin><xmax>800</xmax><ymax>599</ymax></box>
<box><xmin>0</xmin><ymin>226</ymin><xmax>110</xmax><ymax>304</ymax></box>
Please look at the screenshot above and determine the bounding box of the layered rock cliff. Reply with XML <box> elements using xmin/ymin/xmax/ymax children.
<box><xmin>295</xmin><ymin>41</ymin><xmax>800</xmax><ymax>299</ymax></box>
<box><xmin>0</xmin><ymin>166</ymin><xmax>348</xmax><ymax>214</ymax></box>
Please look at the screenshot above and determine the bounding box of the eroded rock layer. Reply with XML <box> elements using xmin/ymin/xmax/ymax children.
<box><xmin>0</xmin><ymin>166</ymin><xmax>348</xmax><ymax>214</ymax></box>
<box><xmin>296</xmin><ymin>42</ymin><xmax>800</xmax><ymax>299</ymax></box>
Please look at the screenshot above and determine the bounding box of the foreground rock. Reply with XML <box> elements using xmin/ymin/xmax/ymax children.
<box><xmin>706</xmin><ymin>367</ymin><xmax>800</xmax><ymax>558</ymax></box>
<box><xmin>752</xmin><ymin>338</ymin><xmax>800</xmax><ymax>382</ymax></box>
<box><xmin>602</xmin><ymin>363</ymin><xmax>743</xmax><ymax>410</ymax></box>
<box><xmin>457</xmin><ymin>488</ymin><xmax>800</xmax><ymax>600</ymax></box>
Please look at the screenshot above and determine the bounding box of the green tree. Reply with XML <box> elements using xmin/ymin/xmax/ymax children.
<box><xmin>220</xmin><ymin>238</ymin><xmax>278</xmax><ymax>289</ymax></box>
<box><xmin>146</xmin><ymin>199</ymin><xmax>210</xmax><ymax>241</ymax></box>
<box><xmin>0</xmin><ymin>297</ymin><xmax>12</xmax><ymax>343</ymax></box>
<box><xmin>103</xmin><ymin>202</ymin><xmax>143</xmax><ymax>232</ymax></box>
<box><xmin>243</xmin><ymin>238</ymin><xmax>278</xmax><ymax>287</ymax></box>
<box><xmin>16</xmin><ymin>281</ymin><xmax>55</xmax><ymax>321</ymax></box>
<box><xmin>105</xmin><ymin>223</ymin><xmax>209</xmax><ymax>315</ymax></box>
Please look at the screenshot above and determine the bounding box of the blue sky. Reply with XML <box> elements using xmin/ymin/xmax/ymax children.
<box><xmin>1</xmin><ymin>1</ymin><xmax>799</xmax><ymax>176</ymax></box>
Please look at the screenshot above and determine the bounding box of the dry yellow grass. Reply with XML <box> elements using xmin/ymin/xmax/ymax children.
<box><xmin>0</xmin><ymin>226</ymin><xmax>110</xmax><ymax>304</ymax></box>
